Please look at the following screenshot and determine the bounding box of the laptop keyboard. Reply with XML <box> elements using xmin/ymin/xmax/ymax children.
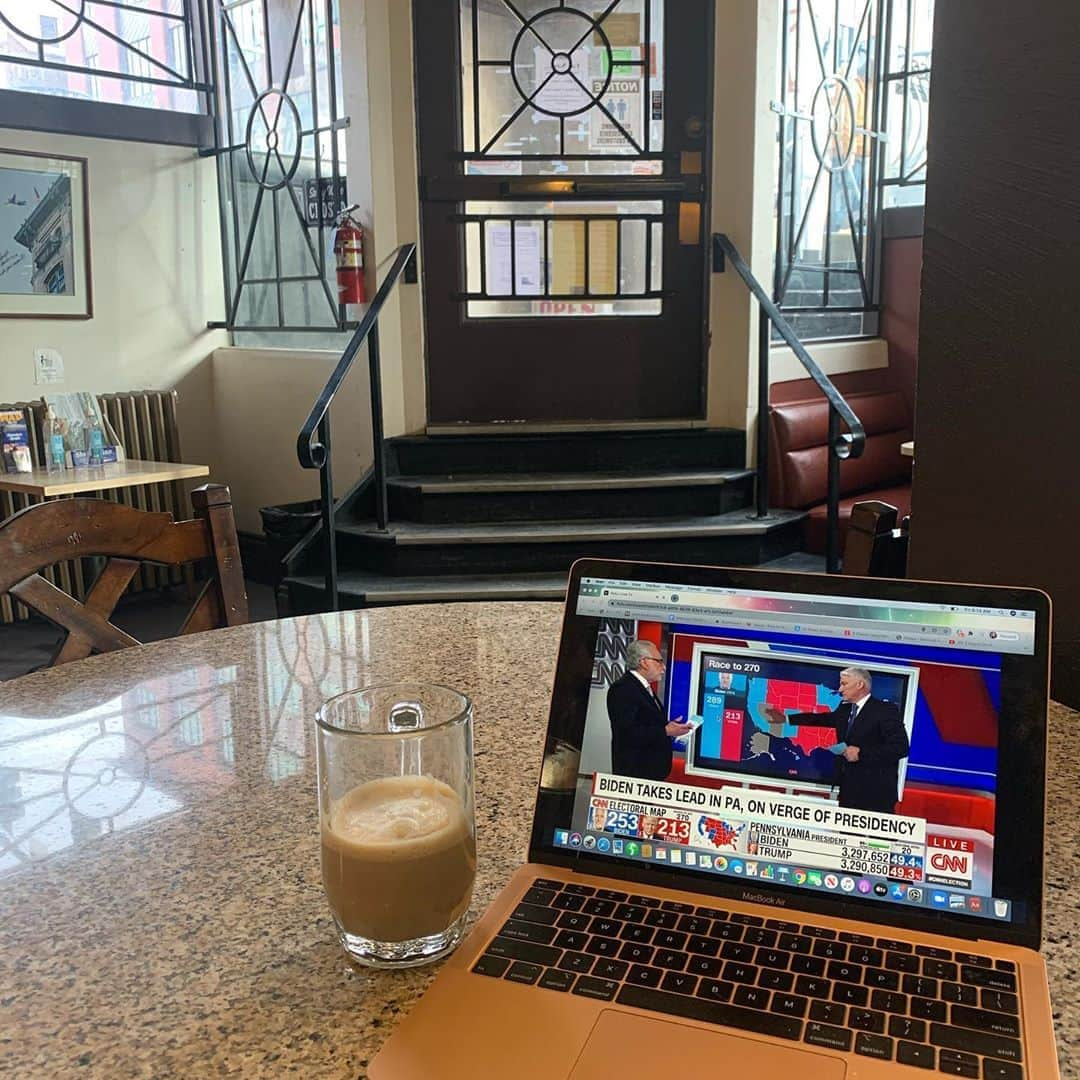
<box><xmin>470</xmin><ymin>879</ymin><xmax>1024</xmax><ymax>1079</ymax></box>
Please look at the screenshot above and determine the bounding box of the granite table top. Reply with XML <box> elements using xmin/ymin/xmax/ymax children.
<box><xmin>0</xmin><ymin>604</ymin><xmax>1075</xmax><ymax>1078</ymax></box>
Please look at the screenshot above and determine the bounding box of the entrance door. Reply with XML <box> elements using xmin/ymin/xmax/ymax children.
<box><xmin>414</xmin><ymin>0</ymin><xmax>713</xmax><ymax>425</ymax></box>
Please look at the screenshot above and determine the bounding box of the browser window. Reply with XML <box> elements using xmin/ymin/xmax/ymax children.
<box><xmin>551</xmin><ymin>575</ymin><xmax>1037</xmax><ymax>924</ymax></box>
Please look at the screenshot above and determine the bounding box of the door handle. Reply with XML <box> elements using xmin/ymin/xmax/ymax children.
<box><xmin>501</xmin><ymin>178</ymin><xmax>694</xmax><ymax>197</ymax></box>
<box><xmin>574</xmin><ymin>178</ymin><xmax>691</xmax><ymax>196</ymax></box>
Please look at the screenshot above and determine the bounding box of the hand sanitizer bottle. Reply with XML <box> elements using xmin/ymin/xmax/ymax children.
<box><xmin>46</xmin><ymin>408</ymin><xmax>65</xmax><ymax>473</ymax></box>
<box><xmin>86</xmin><ymin>408</ymin><xmax>104</xmax><ymax>466</ymax></box>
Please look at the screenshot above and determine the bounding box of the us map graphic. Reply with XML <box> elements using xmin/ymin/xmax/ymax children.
<box><xmin>698</xmin><ymin>669</ymin><xmax>839</xmax><ymax>763</ymax></box>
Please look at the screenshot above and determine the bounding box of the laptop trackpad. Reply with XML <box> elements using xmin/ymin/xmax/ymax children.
<box><xmin>569</xmin><ymin>1012</ymin><xmax>846</xmax><ymax>1078</ymax></box>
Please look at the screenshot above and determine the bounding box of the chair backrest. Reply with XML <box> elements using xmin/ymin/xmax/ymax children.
<box><xmin>0</xmin><ymin>483</ymin><xmax>248</xmax><ymax>666</ymax></box>
<box><xmin>844</xmin><ymin>499</ymin><xmax>909</xmax><ymax>577</ymax></box>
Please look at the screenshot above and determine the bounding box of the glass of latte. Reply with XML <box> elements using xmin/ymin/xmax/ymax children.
<box><xmin>316</xmin><ymin>683</ymin><xmax>476</xmax><ymax>967</ymax></box>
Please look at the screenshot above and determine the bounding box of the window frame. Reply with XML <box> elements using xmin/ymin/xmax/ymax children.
<box><xmin>772</xmin><ymin>0</ymin><xmax>934</xmax><ymax>343</ymax></box>
<box><xmin>878</xmin><ymin>0</ymin><xmax>932</xmax><ymax>207</ymax></box>
<box><xmin>0</xmin><ymin>1</ymin><xmax>214</xmax><ymax>147</ymax></box>
<box><xmin>45</xmin><ymin>263</ymin><xmax>66</xmax><ymax>294</ymax></box>
<box><xmin>204</xmin><ymin>0</ymin><xmax>350</xmax><ymax>334</ymax></box>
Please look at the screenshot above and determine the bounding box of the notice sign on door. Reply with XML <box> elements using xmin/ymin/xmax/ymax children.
<box><xmin>485</xmin><ymin>221</ymin><xmax>543</xmax><ymax>296</ymax></box>
<box><xmin>533</xmin><ymin>46</ymin><xmax>592</xmax><ymax>115</ymax></box>
<box><xmin>590</xmin><ymin>77</ymin><xmax>642</xmax><ymax>151</ymax></box>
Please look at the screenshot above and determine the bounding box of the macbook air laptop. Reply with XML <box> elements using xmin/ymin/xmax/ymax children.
<box><xmin>371</xmin><ymin>559</ymin><xmax>1058</xmax><ymax>1078</ymax></box>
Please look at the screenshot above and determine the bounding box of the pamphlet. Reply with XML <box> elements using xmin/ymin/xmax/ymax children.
<box><xmin>0</xmin><ymin>409</ymin><xmax>32</xmax><ymax>474</ymax></box>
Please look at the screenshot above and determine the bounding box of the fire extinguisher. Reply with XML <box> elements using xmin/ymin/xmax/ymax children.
<box><xmin>334</xmin><ymin>205</ymin><xmax>366</xmax><ymax>305</ymax></box>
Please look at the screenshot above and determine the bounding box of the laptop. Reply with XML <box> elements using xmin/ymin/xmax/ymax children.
<box><xmin>370</xmin><ymin>559</ymin><xmax>1058</xmax><ymax>1078</ymax></box>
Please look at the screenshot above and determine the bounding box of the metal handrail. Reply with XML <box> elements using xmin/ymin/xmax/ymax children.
<box><xmin>713</xmin><ymin>233</ymin><xmax>866</xmax><ymax>573</ymax></box>
<box><xmin>297</xmin><ymin>243</ymin><xmax>416</xmax><ymax>471</ymax></box>
<box><xmin>296</xmin><ymin>242</ymin><xmax>417</xmax><ymax>610</ymax></box>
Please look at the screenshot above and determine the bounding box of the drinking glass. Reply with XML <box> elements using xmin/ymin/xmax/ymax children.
<box><xmin>316</xmin><ymin>683</ymin><xmax>476</xmax><ymax>967</ymax></box>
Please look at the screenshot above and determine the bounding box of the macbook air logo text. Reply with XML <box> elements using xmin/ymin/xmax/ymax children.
<box><xmin>740</xmin><ymin>891</ymin><xmax>786</xmax><ymax>907</ymax></box>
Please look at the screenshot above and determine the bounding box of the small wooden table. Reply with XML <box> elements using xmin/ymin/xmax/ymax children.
<box><xmin>0</xmin><ymin>458</ymin><xmax>209</xmax><ymax>498</ymax></box>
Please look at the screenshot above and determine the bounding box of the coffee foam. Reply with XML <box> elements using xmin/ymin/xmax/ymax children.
<box><xmin>333</xmin><ymin>775</ymin><xmax>458</xmax><ymax>844</ymax></box>
<box><xmin>326</xmin><ymin>774</ymin><xmax>470</xmax><ymax>863</ymax></box>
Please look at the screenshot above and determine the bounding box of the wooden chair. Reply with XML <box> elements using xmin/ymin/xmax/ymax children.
<box><xmin>0</xmin><ymin>483</ymin><xmax>248</xmax><ymax>667</ymax></box>
<box><xmin>844</xmin><ymin>499</ymin><xmax>910</xmax><ymax>577</ymax></box>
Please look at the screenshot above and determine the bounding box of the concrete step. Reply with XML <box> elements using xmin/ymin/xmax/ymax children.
<box><xmin>386</xmin><ymin>428</ymin><xmax>746</xmax><ymax>476</ymax></box>
<box><xmin>338</xmin><ymin>507</ymin><xmax>804</xmax><ymax>546</ymax></box>
<box><xmin>384</xmin><ymin>468</ymin><xmax>755</xmax><ymax>523</ymax></box>
<box><xmin>332</xmin><ymin>508</ymin><xmax>807</xmax><ymax>575</ymax></box>
<box><xmin>284</xmin><ymin>571</ymin><xmax>569</xmax><ymax>612</ymax></box>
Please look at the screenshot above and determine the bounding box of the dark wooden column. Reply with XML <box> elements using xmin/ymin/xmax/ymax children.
<box><xmin>909</xmin><ymin>3</ymin><xmax>1080</xmax><ymax>705</ymax></box>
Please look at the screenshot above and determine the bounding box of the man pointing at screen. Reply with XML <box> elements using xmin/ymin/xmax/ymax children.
<box><xmin>762</xmin><ymin>666</ymin><xmax>910</xmax><ymax>813</ymax></box>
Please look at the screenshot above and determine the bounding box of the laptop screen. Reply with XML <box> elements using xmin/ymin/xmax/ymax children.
<box><xmin>532</xmin><ymin>561</ymin><xmax>1050</xmax><ymax>945</ymax></box>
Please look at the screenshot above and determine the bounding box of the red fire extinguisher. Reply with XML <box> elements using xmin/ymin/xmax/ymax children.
<box><xmin>334</xmin><ymin>205</ymin><xmax>366</xmax><ymax>305</ymax></box>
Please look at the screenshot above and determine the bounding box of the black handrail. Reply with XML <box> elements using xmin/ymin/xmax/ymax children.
<box><xmin>713</xmin><ymin>233</ymin><xmax>866</xmax><ymax>573</ymax></box>
<box><xmin>297</xmin><ymin>242</ymin><xmax>417</xmax><ymax>610</ymax></box>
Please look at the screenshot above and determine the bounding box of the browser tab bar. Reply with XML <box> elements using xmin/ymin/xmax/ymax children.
<box><xmin>578</xmin><ymin>577</ymin><xmax>1036</xmax><ymax>656</ymax></box>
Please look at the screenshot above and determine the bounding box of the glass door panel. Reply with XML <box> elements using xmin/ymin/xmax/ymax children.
<box><xmin>460</xmin><ymin>0</ymin><xmax>664</xmax><ymax>173</ymax></box>
<box><xmin>415</xmin><ymin>0</ymin><xmax>712</xmax><ymax>423</ymax></box>
<box><xmin>463</xmin><ymin>198</ymin><xmax>663</xmax><ymax>317</ymax></box>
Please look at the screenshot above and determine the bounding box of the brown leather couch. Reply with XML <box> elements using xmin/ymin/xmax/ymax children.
<box><xmin>768</xmin><ymin>390</ymin><xmax>913</xmax><ymax>555</ymax></box>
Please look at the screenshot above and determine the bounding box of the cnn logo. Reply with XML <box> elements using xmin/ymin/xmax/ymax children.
<box><xmin>929</xmin><ymin>852</ymin><xmax>970</xmax><ymax>874</ymax></box>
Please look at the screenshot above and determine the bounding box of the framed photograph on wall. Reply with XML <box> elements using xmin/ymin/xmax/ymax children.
<box><xmin>0</xmin><ymin>149</ymin><xmax>92</xmax><ymax>320</ymax></box>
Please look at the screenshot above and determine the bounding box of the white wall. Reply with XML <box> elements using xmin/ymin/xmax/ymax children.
<box><xmin>769</xmin><ymin>338</ymin><xmax>888</xmax><ymax>384</ymax></box>
<box><xmin>340</xmin><ymin>0</ymin><xmax>426</xmax><ymax>439</ymax></box>
<box><xmin>210</xmin><ymin>346</ymin><xmax>373</xmax><ymax>534</ymax></box>
<box><xmin>0</xmin><ymin>128</ymin><xmax>227</xmax><ymax>473</ymax></box>
<box><xmin>707</xmin><ymin>0</ymin><xmax>781</xmax><ymax>451</ymax></box>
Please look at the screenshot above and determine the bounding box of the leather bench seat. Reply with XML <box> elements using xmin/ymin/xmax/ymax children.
<box><xmin>768</xmin><ymin>390</ymin><xmax>913</xmax><ymax>555</ymax></box>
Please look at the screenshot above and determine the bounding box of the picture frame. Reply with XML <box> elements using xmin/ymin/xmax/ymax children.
<box><xmin>0</xmin><ymin>148</ymin><xmax>92</xmax><ymax>320</ymax></box>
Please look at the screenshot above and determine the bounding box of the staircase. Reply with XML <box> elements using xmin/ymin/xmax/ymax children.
<box><xmin>782</xmin><ymin>259</ymin><xmax>868</xmax><ymax>340</ymax></box>
<box><xmin>288</xmin><ymin>238</ymin><xmax>862</xmax><ymax>611</ymax></box>
<box><xmin>281</xmin><ymin>429</ymin><xmax>806</xmax><ymax>612</ymax></box>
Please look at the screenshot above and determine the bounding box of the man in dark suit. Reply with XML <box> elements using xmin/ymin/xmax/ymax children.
<box><xmin>608</xmin><ymin>640</ymin><xmax>692</xmax><ymax>781</ymax></box>
<box><xmin>762</xmin><ymin>666</ymin><xmax>910</xmax><ymax>813</ymax></box>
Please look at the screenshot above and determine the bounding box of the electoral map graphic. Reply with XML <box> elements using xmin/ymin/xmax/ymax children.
<box><xmin>694</xmin><ymin>665</ymin><xmax>840</xmax><ymax>784</ymax></box>
<box><xmin>697</xmin><ymin>668</ymin><xmax>839</xmax><ymax>761</ymax></box>
<box><xmin>685</xmin><ymin>646</ymin><xmax>917</xmax><ymax>789</ymax></box>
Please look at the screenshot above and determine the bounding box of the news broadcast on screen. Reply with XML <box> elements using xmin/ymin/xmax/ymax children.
<box><xmin>553</xmin><ymin>575</ymin><xmax>1037</xmax><ymax>923</ymax></box>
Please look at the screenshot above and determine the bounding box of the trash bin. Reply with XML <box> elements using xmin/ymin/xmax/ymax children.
<box><xmin>259</xmin><ymin>499</ymin><xmax>323</xmax><ymax>545</ymax></box>
<box><xmin>259</xmin><ymin>500</ymin><xmax>323</xmax><ymax>587</ymax></box>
